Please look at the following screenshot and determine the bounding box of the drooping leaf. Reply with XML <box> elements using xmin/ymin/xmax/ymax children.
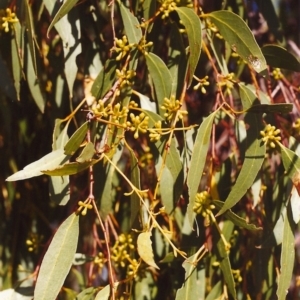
<box><xmin>118</xmin><ymin>0</ymin><xmax>142</xmax><ymax>44</ymax></box>
<box><xmin>34</xmin><ymin>213</ymin><xmax>79</xmax><ymax>300</ymax></box>
<box><xmin>262</xmin><ymin>45</ymin><xmax>300</xmax><ymax>72</ymax></box>
<box><xmin>213</xmin><ymin>200</ymin><xmax>262</xmax><ymax>230</ymax></box>
<box><xmin>175</xmin><ymin>252</ymin><xmax>203</xmax><ymax>300</ymax></box>
<box><xmin>137</xmin><ymin>232</ymin><xmax>159</xmax><ymax>269</ymax></box>
<box><xmin>91</xmin><ymin>58</ymin><xmax>118</xmax><ymax>99</ymax></box>
<box><xmin>64</xmin><ymin>121</ymin><xmax>89</xmax><ymax>155</ymax></box>
<box><xmin>208</xmin><ymin>11</ymin><xmax>268</xmax><ymax>75</ymax></box>
<box><xmin>276</xmin><ymin>202</ymin><xmax>295</xmax><ymax>300</ymax></box>
<box><xmin>187</xmin><ymin>111</ymin><xmax>217</xmax><ymax>227</ymax></box>
<box><xmin>145</xmin><ymin>52</ymin><xmax>172</xmax><ymax>116</ymax></box>
<box><xmin>42</xmin><ymin>159</ymin><xmax>99</xmax><ymax>176</ymax></box>
<box><xmin>6</xmin><ymin>149</ymin><xmax>68</xmax><ymax>181</ymax></box>
<box><xmin>217</xmin><ymin>114</ymin><xmax>266</xmax><ymax>215</ymax></box>
<box><xmin>175</xmin><ymin>7</ymin><xmax>202</xmax><ymax>87</ymax></box>
<box><xmin>47</xmin><ymin>0</ymin><xmax>78</xmax><ymax>36</ymax></box>
<box><xmin>76</xmin><ymin>142</ymin><xmax>95</xmax><ymax>163</ymax></box>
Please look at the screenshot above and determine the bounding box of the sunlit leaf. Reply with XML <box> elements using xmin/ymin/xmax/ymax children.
<box><xmin>187</xmin><ymin>111</ymin><xmax>217</xmax><ymax>227</ymax></box>
<box><xmin>118</xmin><ymin>0</ymin><xmax>142</xmax><ymax>44</ymax></box>
<box><xmin>145</xmin><ymin>52</ymin><xmax>172</xmax><ymax>116</ymax></box>
<box><xmin>64</xmin><ymin>121</ymin><xmax>89</xmax><ymax>155</ymax></box>
<box><xmin>47</xmin><ymin>0</ymin><xmax>78</xmax><ymax>36</ymax></box>
<box><xmin>276</xmin><ymin>202</ymin><xmax>295</xmax><ymax>300</ymax></box>
<box><xmin>6</xmin><ymin>149</ymin><xmax>68</xmax><ymax>181</ymax></box>
<box><xmin>208</xmin><ymin>11</ymin><xmax>267</xmax><ymax>75</ymax></box>
<box><xmin>91</xmin><ymin>58</ymin><xmax>118</xmax><ymax>99</ymax></box>
<box><xmin>137</xmin><ymin>232</ymin><xmax>159</xmax><ymax>269</ymax></box>
<box><xmin>205</xmin><ymin>281</ymin><xmax>222</xmax><ymax>300</ymax></box>
<box><xmin>213</xmin><ymin>200</ymin><xmax>262</xmax><ymax>230</ymax></box>
<box><xmin>175</xmin><ymin>252</ymin><xmax>203</xmax><ymax>300</ymax></box>
<box><xmin>262</xmin><ymin>45</ymin><xmax>300</xmax><ymax>72</ymax></box>
<box><xmin>175</xmin><ymin>7</ymin><xmax>201</xmax><ymax>87</ymax></box>
<box><xmin>217</xmin><ymin>114</ymin><xmax>266</xmax><ymax>215</ymax></box>
<box><xmin>34</xmin><ymin>213</ymin><xmax>79</xmax><ymax>300</ymax></box>
<box><xmin>290</xmin><ymin>187</ymin><xmax>300</xmax><ymax>224</ymax></box>
<box><xmin>42</xmin><ymin>159</ymin><xmax>99</xmax><ymax>176</ymax></box>
<box><xmin>76</xmin><ymin>142</ymin><xmax>95</xmax><ymax>163</ymax></box>
<box><xmin>75</xmin><ymin>287</ymin><xmax>95</xmax><ymax>300</ymax></box>
<box><xmin>239</xmin><ymin>82</ymin><xmax>259</xmax><ymax>110</ymax></box>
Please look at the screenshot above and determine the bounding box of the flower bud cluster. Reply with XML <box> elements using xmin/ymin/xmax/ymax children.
<box><xmin>127</xmin><ymin>112</ymin><xmax>149</xmax><ymax>139</ymax></box>
<box><xmin>114</xmin><ymin>36</ymin><xmax>134</xmax><ymax>61</ymax></box>
<box><xmin>193</xmin><ymin>75</ymin><xmax>210</xmax><ymax>94</ymax></box>
<box><xmin>260</xmin><ymin>124</ymin><xmax>281</xmax><ymax>149</ymax></box>
<box><xmin>161</xmin><ymin>95</ymin><xmax>188</xmax><ymax>122</ymax></box>
<box><xmin>1</xmin><ymin>8</ymin><xmax>18</xmax><ymax>32</ymax></box>
<box><xmin>193</xmin><ymin>191</ymin><xmax>215</xmax><ymax>219</ymax></box>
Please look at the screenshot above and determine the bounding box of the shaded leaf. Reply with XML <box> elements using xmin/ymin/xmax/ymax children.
<box><xmin>217</xmin><ymin>115</ymin><xmax>266</xmax><ymax>215</ymax></box>
<box><xmin>64</xmin><ymin>121</ymin><xmax>89</xmax><ymax>155</ymax></box>
<box><xmin>239</xmin><ymin>82</ymin><xmax>259</xmax><ymax>110</ymax></box>
<box><xmin>205</xmin><ymin>281</ymin><xmax>222</xmax><ymax>300</ymax></box>
<box><xmin>42</xmin><ymin>159</ymin><xmax>99</xmax><ymax>176</ymax></box>
<box><xmin>47</xmin><ymin>0</ymin><xmax>78</xmax><ymax>36</ymax></box>
<box><xmin>175</xmin><ymin>7</ymin><xmax>201</xmax><ymax>87</ymax></box>
<box><xmin>145</xmin><ymin>52</ymin><xmax>172</xmax><ymax>116</ymax></box>
<box><xmin>246</xmin><ymin>103</ymin><xmax>293</xmax><ymax>114</ymax></box>
<box><xmin>276</xmin><ymin>202</ymin><xmax>295</xmax><ymax>300</ymax></box>
<box><xmin>187</xmin><ymin>111</ymin><xmax>217</xmax><ymax>227</ymax></box>
<box><xmin>6</xmin><ymin>149</ymin><xmax>68</xmax><ymax>181</ymax></box>
<box><xmin>208</xmin><ymin>11</ymin><xmax>267</xmax><ymax>75</ymax></box>
<box><xmin>137</xmin><ymin>232</ymin><xmax>159</xmax><ymax>269</ymax></box>
<box><xmin>262</xmin><ymin>45</ymin><xmax>300</xmax><ymax>72</ymax></box>
<box><xmin>34</xmin><ymin>213</ymin><xmax>79</xmax><ymax>300</ymax></box>
<box><xmin>75</xmin><ymin>287</ymin><xmax>94</xmax><ymax>300</ymax></box>
<box><xmin>118</xmin><ymin>0</ymin><xmax>142</xmax><ymax>44</ymax></box>
<box><xmin>76</xmin><ymin>142</ymin><xmax>95</xmax><ymax>163</ymax></box>
<box><xmin>91</xmin><ymin>58</ymin><xmax>118</xmax><ymax>99</ymax></box>
<box><xmin>213</xmin><ymin>200</ymin><xmax>262</xmax><ymax>230</ymax></box>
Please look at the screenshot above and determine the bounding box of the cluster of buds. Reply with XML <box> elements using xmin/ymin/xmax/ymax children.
<box><xmin>217</xmin><ymin>73</ymin><xmax>235</xmax><ymax>95</ymax></box>
<box><xmin>260</xmin><ymin>124</ymin><xmax>281</xmax><ymax>149</ymax></box>
<box><xmin>137</xmin><ymin>37</ymin><xmax>153</xmax><ymax>54</ymax></box>
<box><xmin>127</xmin><ymin>112</ymin><xmax>149</xmax><ymax>139</ymax></box>
<box><xmin>116</xmin><ymin>68</ymin><xmax>136</xmax><ymax>88</ymax></box>
<box><xmin>193</xmin><ymin>75</ymin><xmax>210</xmax><ymax>94</ymax></box>
<box><xmin>92</xmin><ymin>100</ymin><xmax>112</xmax><ymax>118</ymax></box>
<box><xmin>159</xmin><ymin>0</ymin><xmax>178</xmax><ymax>19</ymax></box>
<box><xmin>1</xmin><ymin>8</ymin><xmax>18</xmax><ymax>32</ymax></box>
<box><xmin>94</xmin><ymin>252</ymin><xmax>106</xmax><ymax>269</ymax></box>
<box><xmin>193</xmin><ymin>191</ymin><xmax>215</xmax><ymax>225</ymax></box>
<box><xmin>148</xmin><ymin>121</ymin><xmax>162</xmax><ymax>142</ymax></box>
<box><xmin>77</xmin><ymin>200</ymin><xmax>93</xmax><ymax>216</ymax></box>
<box><xmin>114</xmin><ymin>36</ymin><xmax>134</xmax><ymax>61</ymax></box>
<box><xmin>26</xmin><ymin>233</ymin><xmax>43</xmax><ymax>253</ymax></box>
<box><xmin>161</xmin><ymin>95</ymin><xmax>188</xmax><ymax>122</ymax></box>
<box><xmin>272</xmin><ymin>68</ymin><xmax>284</xmax><ymax>80</ymax></box>
<box><xmin>110</xmin><ymin>102</ymin><xmax>129</xmax><ymax>124</ymax></box>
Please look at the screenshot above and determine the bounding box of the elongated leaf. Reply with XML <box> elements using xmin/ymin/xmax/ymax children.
<box><xmin>137</xmin><ymin>232</ymin><xmax>159</xmax><ymax>269</ymax></box>
<box><xmin>6</xmin><ymin>149</ymin><xmax>68</xmax><ymax>181</ymax></box>
<box><xmin>47</xmin><ymin>0</ymin><xmax>78</xmax><ymax>36</ymax></box>
<box><xmin>239</xmin><ymin>82</ymin><xmax>259</xmax><ymax>110</ymax></box>
<box><xmin>262</xmin><ymin>45</ymin><xmax>300</xmax><ymax>72</ymax></box>
<box><xmin>187</xmin><ymin>111</ymin><xmax>217</xmax><ymax>227</ymax></box>
<box><xmin>145</xmin><ymin>52</ymin><xmax>172</xmax><ymax>116</ymax></box>
<box><xmin>208</xmin><ymin>11</ymin><xmax>267</xmax><ymax>75</ymax></box>
<box><xmin>246</xmin><ymin>103</ymin><xmax>293</xmax><ymax>114</ymax></box>
<box><xmin>276</xmin><ymin>202</ymin><xmax>295</xmax><ymax>300</ymax></box>
<box><xmin>290</xmin><ymin>187</ymin><xmax>300</xmax><ymax>224</ymax></box>
<box><xmin>42</xmin><ymin>159</ymin><xmax>99</xmax><ymax>176</ymax></box>
<box><xmin>175</xmin><ymin>252</ymin><xmax>202</xmax><ymax>300</ymax></box>
<box><xmin>175</xmin><ymin>7</ymin><xmax>201</xmax><ymax>87</ymax></box>
<box><xmin>118</xmin><ymin>1</ymin><xmax>142</xmax><ymax>44</ymax></box>
<box><xmin>64</xmin><ymin>121</ymin><xmax>89</xmax><ymax>155</ymax></box>
<box><xmin>34</xmin><ymin>213</ymin><xmax>79</xmax><ymax>300</ymax></box>
<box><xmin>75</xmin><ymin>287</ymin><xmax>94</xmax><ymax>300</ymax></box>
<box><xmin>91</xmin><ymin>58</ymin><xmax>118</xmax><ymax>99</ymax></box>
<box><xmin>213</xmin><ymin>200</ymin><xmax>262</xmax><ymax>230</ymax></box>
<box><xmin>76</xmin><ymin>142</ymin><xmax>95</xmax><ymax>163</ymax></box>
<box><xmin>217</xmin><ymin>114</ymin><xmax>266</xmax><ymax>215</ymax></box>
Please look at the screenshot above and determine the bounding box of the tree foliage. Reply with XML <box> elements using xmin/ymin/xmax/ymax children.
<box><xmin>1</xmin><ymin>0</ymin><xmax>300</xmax><ymax>299</ymax></box>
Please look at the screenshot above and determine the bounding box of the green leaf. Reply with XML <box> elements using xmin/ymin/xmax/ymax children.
<box><xmin>262</xmin><ymin>45</ymin><xmax>300</xmax><ymax>72</ymax></box>
<box><xmin>34</xmin><ymin>213</ymin><xmax>79</xmax><ymax>300</ymax></box>
<box><xmin>76</xmin><ymin>287</ymin><xmax>95</xmax><ymax>300</ymax></box>
<box><xmin>91</xmin><ymin>58</ymin><xmax>118</xmax><ymax>99</ymax></box>
<box><xmin>42</xmin><ymin>159</ymin><xmax>99</xmax><ymax>176</ymax></box>
<box><xmin>137</xmin><ymin>232</ymin><xmax>159</xmax><ymax>269</ymax></box>
<box><xmin>205</xmin><ymin>281</ymin><xmax>222</xmax><ymax>300</ymax></box>
<box><xmin>94</xmin><ymin>283</ymin><xmax>119</xmax><ymax>300</ymax></box>
<box><xmin>213</xmin><ymin>200</ymin><xmax>262</xmax><ymax>230</ymax></box>
<box><xmin>208</xmin><ymin>11</ymin><xmax>267</xmax><ymax>75</ymax></box>
<box><xmin>47</xmin><ymin>0</ymin><xmax>78</xmax><ymax>36</ymax></box>
<box><xmin>175</xmin><ymin>252</ymin><xmax>203</xmax><ymax>300</ymax></box>
<box><xmin>145</xmin><ymin>52</ymin><xmax>172</xmax><ymax>116</ymax></box>
<box><xmin>76</xmin><ymin>142</ymin><xmax>95</xmax><ymax>163</ymax></box>
<box><xmin>175</xmin><ymin>7</ymin><xmax>202</xmax><ymax>87</ymax></box>
<box><xmin>64</xmin><ymin>121</ymin><xmax>89</xmax><ymax>155</ymax></box>
<box><xmin>6</xmin><ymin>149</ymin><xmax>68</xmax><ymax>181</ymax></box>
<box><xmin>118</xmin><ymin>0</ymin><xmax>142</xmax><ymax>44</ymax></box>
<box><xmin>276</xmin><ymin>202</ymin><xmax>295</xmax><ymax>300</ymax></box>
<box><xmin>187</xmin><ymin>111</ymin><xmax>217</xmax><ymax>227</ymax></box>
<box><xmin>239</xmin><ymin>83</ymin><xmax>259</xmax><ymax>110</ymax></box>
<box><xmin>217</xmin><ymin>114</ymin><xmax>266</xmax><ymax>215</ymax></box>
<box><xmin>246</xmin><ymin>103</ymin><xmax>293</xmax><ymax>114</ymax></box>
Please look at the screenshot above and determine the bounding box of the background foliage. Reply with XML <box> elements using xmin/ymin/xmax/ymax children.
<box><xmin>1</xmin><ymin>0</ymin><xmax>300</xmax><ymax>299</ymax></box>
